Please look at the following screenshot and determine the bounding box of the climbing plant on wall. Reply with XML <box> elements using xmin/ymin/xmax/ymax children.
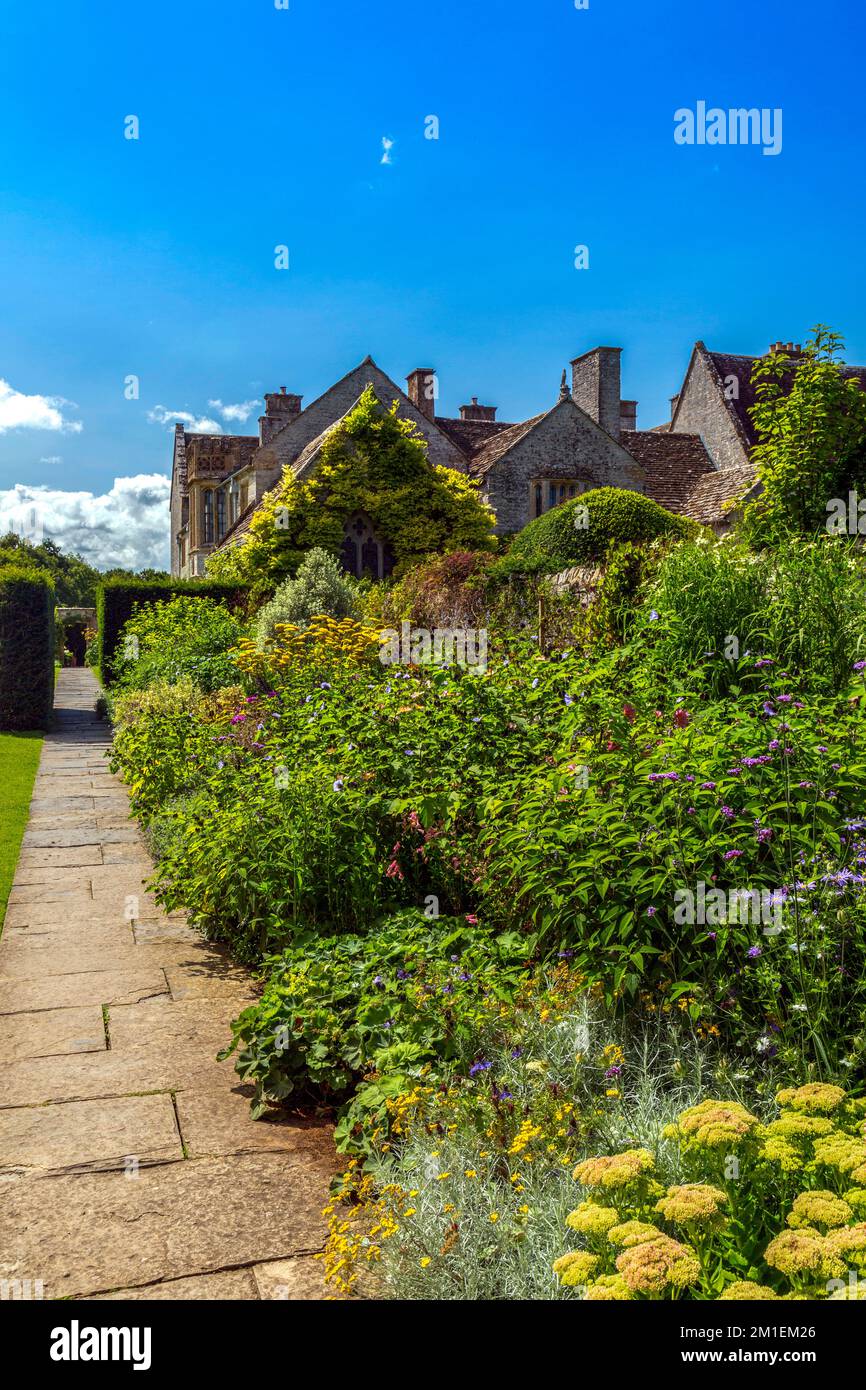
<box><xmin>207</xmin><ymin>387</ymin><xmax>497</xmax><ymax>597</ymax></box>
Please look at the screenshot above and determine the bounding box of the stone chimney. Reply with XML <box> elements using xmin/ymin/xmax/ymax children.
<box><xmin>259</xmin><ymin>386</ymin><xmax>303</xmax><ymax>445</ymax></box>
<box><xmin>619</xmin><ymin>399</ymin><xmax>637</xmax><ymax>433</ymax></box>
<box><xmin>570</xmin><ymin>347</ymin><xmax>622</xmax><ymax>439</ymax></box>
<box><xmin>768</xmin><ymin>341</ymin><xmax>803</xmax><ymax>356</ymax></box>
<box><xmin>459</xmin><ymin>396</ymin><xmax>497</xmax><ymax>422</ymax></box>
<box><xmin>406</xmin><ymin>368</ymin><xmax>437</xmax><ymax>421</ymax></box>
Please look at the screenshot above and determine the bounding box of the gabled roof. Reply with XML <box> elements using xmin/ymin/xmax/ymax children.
<box><xmin>261</xmin><ymin>356</ymin><xmax>469</xmax><ymax>470</ymax></box>
<box><xmin>437</xmin><ymin>417</ymin><xmax>516</xmax><ymax>457</ymax></box>
<box><xmin>469</xmin><ymin>413</ymin><xmax>549</xmax><ymax>476</ymax></box>
<box><xmin>680</xmin><ymin>463</ymin><xmax>758</xmax><ymax>527</ymax></box>
<box><xmin>622</xmin><ymin>430</ymin><xmax>714</xmax><ymax>514</ymax></box>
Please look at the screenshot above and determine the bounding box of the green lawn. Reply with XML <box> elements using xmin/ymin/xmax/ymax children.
<box><xmin>0</xmin><ymin>732</ymin><xmax>43</xmax><ymax>931</ymax></box>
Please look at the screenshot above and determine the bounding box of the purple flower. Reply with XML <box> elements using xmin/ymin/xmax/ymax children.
<box><xmin>854</xmin><ymin>661</ymin><xmax>866</xmax><ymax>672</ymax></box>
<box><xmin>469</xmin><ymin>1059</ymin><xmax>493</xmax><ymax>1077</ymax></box>
<box><xmin>700</xmin><ymin>781</ymin><xmax>717</xmax><ymax>790</ymax></box>
<box><xmin>724</xmin><ymin>849</ymin><xmax>744</xmax><ymax>860</ymax></box>
<box><xmin>747</xmin><ymin>945</ymin><xmax>763</xmax><ymax>959</ymax></box>
<box><xmin>720</xmin><ymin>805</ymin><xmax>735</xmax><ymax>819</ymax></box>
<box><xmin>646</xmin><ymin>905</ymin><xmax>657</xmax><ymax>917</ymax></box>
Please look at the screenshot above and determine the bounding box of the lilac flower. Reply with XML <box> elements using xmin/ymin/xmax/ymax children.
<box><xmin>700</xmin><ymin>781</ymin><xmax>717</xmax><ymax>790</ymax></box>
<box><xmin>747</xmin><ymin>945</ymin><xmax>763</xmax><ymax>959</ymax></box>
<box><xmin>646</xmin><ymin>905</ymin><xmax>657</xmax><ymax>917</ymax></box>
<box><xmin>649</xmin><ymin>610</ymin><xmax>659</xmax><ymax>622</ymax></box>
<box><xmin>854</xmin><ymin>661</ymin><xmax>866</xmax><ymax>672</ymax></box>
<box><xmin>720</xmin><ymin>805</ymin><xmax>735</xmax><ymax>819</ymax></box>
<box><xmin>724</xmin><ymin>849</ymin><xmax>744</xmax><ymax>860</ymax></box>
<box><xmin>333</xmin><ymin>778</ymin><xmax>344</xmax><ymax>792</ymax></box>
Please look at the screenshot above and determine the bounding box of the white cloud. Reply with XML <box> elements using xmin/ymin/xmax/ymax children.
<box><xmin>381</xmin><ymin>136</ymin><xmax>394</xmax><ymax>165</ymax></box>
<box><xmin>208</xmin><ymin>398</ymin><xmax>259</xmax><ymax>424</ymax></box>
<box><xmin>0</xmin><ymin>378</ymin><xmax>82</xmax><ymax>435</ymax></box>
<box><xmin>147</xmin><ymin>405</ymin><xmax>222</xmax><ymax>433</ymax></box>
<box><xmin>0</xmin><ymin>475</ymin><xmax>171</xmax><ymax>571</ymax></box>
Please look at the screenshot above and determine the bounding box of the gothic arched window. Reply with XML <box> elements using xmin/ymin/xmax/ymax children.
<box><xmin>340</xmin><ymin>513</ymin><xmax>393</xmax><ymax>580</ymax></box>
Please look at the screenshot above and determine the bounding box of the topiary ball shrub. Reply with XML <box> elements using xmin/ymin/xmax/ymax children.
<box><xmin>255</xmin><ymin>547</ymin><xmax>360</xmax><ymax>646</ymax></box>
<box><xmin>494</xmin><ymin>487</ymin><xmax>698</xmax><ymax>577</ymax></box>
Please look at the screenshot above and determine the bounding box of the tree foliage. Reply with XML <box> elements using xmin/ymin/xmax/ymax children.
<box><xmin>742</xmin><ymin>326</ymin><xmax>866</xmax><ymax>543</ymax></box>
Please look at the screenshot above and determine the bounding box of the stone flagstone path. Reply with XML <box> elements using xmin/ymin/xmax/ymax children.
<box><xmin>0</xmin><ymin>669</ymin><xmax>337</xmax><ymax>1300</ymax></box>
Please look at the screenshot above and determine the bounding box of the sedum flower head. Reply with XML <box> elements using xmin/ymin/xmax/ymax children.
<box><xmin>584</xmin><ymin>1274</ymin><xmax>633</xmax><ymax>1301</ymax></box>
<box><xmin>764</xmin><ymin>1113</ymin><xmax>834</xmax><ymax>1142</ymax></box>
<box><xmin>655</xmin><ymin>1183</ymin><xmax>728</xmax><ymax>1230</ymax></box>
<box><xmin>717</xmin><ymin>1281</ymin><xmax>781</xmax><ymax>1301</ymax></box>
<box><xmin>573</xmin><ymin>1148</ymin><xmax>656</xmax><ymax>1192</ymax></box>
<box><xmin>776</xmin><ymin>1083</ymin><xmax>847</xmax><ymax>1115</ymax></box>
<box><xmin>826</xmin><ymin>1222</ymin><xmax>866</xmax><ymax>1265</ymax></box>
<box><xmin>764</xmin><ymin>1228</ymin><xmax>844</xmax><ymax>1280</ymax></box>
<box><xmin>607</xmin><ymin>1220</ymin><xmax>664</xmax><ymax>1249</ymax></box>
<box><xmin>760</xmin><ymin>1133</ymin><xmax>805</xmax><ymax>1173</ymax></box>
<box><xmin>786</xmin><ymin>1190</ymin><xmax>852</xmax><ymax>1231</ymax></box>
<box><xmin>552</xmin><ymin>1250</ymin><xmax>601</xmax><ymax>1287</ymax></box>
<box><xmin>616</xmin><ymin>1234</ymin><xmax>701</xmax><ymax>1294</ymax></box>
<box><xmin>842</xmin><ymin>1188</ymin><xmax>866</xmax><ymax>1217</ymax></box>
<box><xmin>667</xmin><ymin>1099</ymin><xmax>760</xmax><ymax>1151</ymax></box>
<box><xmin>565</xmin><ymin>1202</ymin><xmax>621</xmax><ymax>1237</ymax></box>
<box><xmin>811</xmin><ymin>1132</ymin><xmax>866</xmax><ymax>1177</ymax></box>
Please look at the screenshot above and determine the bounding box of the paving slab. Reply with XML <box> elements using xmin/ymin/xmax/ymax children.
<box><xmin>0</xmin><ymin>1152</ymin><xmax>331</xmax><ymax>1298</ymax></box>
<box><xmin>0</xmin><ymin>969</ymin><xmax>169</xmax><ymax>1015</ymax></box>
<box><xmin>89</xmin><ymin>1269</ymin><xmax>259</xmax><ymax>1300</ymax></box>
<box><xmin>0</xmin><ymin>1094</ymin><xmax>182</xmax><ymax>1173</ymax></box>
<box><xmin>175</xmin><ymin>1087</ymin><xmax>335</xmax><ymax>1161</ymax></box>
<box><xmin>253</xmin><ymin>1256</ymin><xmax>329</xmax><ymax>1300</ymax></box>
<box><xmin>1</xmin><ymin>1006</ymin><xmax>106</xmax><ymax>1061</ymax></box>
<box><xmin>0</xmin><ymin>1049</ymin><xmax>229</xmax><ymax>1108</ymax></box>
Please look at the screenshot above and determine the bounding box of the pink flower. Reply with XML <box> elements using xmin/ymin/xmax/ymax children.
<box><xmin>673</xmin><ymin>709</ymin><xmax>690</xmax><ymax>727</ymax></box>
<box><xmin>385</xmin><ymin>860</ymin><xmax>404</xmax><ymax>881</ymax></box>
<box><xmin>465</xmin><ymin>914</ymin><xmax>479</xmax><ymax>925</ymax></box>
<box><xmin>622</xmin><ymin>703</ymin><xmax>636</xmax><ymax>722</ymax></box>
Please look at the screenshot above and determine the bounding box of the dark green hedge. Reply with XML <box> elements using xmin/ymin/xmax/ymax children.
<box><xmin>97</xmin><ymin>578</ymin><xmax>247</xmax><ymax>686</ymax></box>
<box><xmin>493</xmin><ymin>487</ymin><xmax>699</xmax><ymax>577</ymax></box>
<box><xmin>0</xmin><ymin>567</ymin><xmax>55</xmax><ymax>730</ymax></box>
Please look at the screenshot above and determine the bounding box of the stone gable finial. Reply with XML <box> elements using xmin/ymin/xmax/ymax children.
<box><xmin>559</xmin><ymin>368</ymin><xmax>569</xmax><ymax>401</ymax></box>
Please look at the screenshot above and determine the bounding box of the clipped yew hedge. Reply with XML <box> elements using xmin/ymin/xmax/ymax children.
<box><xmin>0</xmin><ymin>567</ymin><xmax>55</xmax><ymax>730</ymax></box>
<box><xmin>493</xmin><ymin>487</ymin><xmax>699</xmax><ymax>577</ymax></box>
<box><xmin>97</xmin><ymin>578</ymin><xmax>247</xmax><ymax>686</ymax></box>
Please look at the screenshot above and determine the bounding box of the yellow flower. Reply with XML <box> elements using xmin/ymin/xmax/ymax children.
<box><xmin>655</xmin><ymin>1183</ymin><xmax>729</xmax><ymax>1230</ymax></box>
<box><xmin>616</xmin><ymin>1235</ymin><xmax>701</xmax><ymax>1295</ymax></box>
<box><xmin>776</xmin><ymin>1083</ymin><xmax>847</xmax><ymax>1115</ymax></box>
<box><xmin>489</xmin><ymin>1212</ymin><xmax>500</xmax><ymax>1223</ymax></box>
<box><xmin>608</xmin><ymin>1220</ymin><xmax>664</xmax><ymax>1249</ymax></box>
<box><xmin>812</xmin><ymin>1132</ymin><xmax>866</xmax><ymax>1177</ymax></box>
<box><xmin>786</xmin><ymin>1190</ymin><xmax>852</xmax><ymax>1231</ymax></box>
<box><xmin>584</xmin><ymin>1274</ymin><xmax>633</xmax><ymax>1301</ymax></box>
<box><xmin>667</xmin><ymin>1099</ymin><xmax>760</xmax><ymax>1151</ymax></box>
<box><xmin>717</xmin><ymin>1281</ymin><xmax>780</xmax><ymax>1301</ymax></box>
<box><xmin>573</xmin><ymin>1148</ymin><xmax>656</xmax><ymax>1192</ymax></box>
<box><xmin>565</xmin><ymin>1202</ymin><xmax>621</xmax><ymax>1238</ymax></box>
<box><xmin>552</xmin><ymin>1251</ymin><xmax>601</xmax><ymax>1287</ymax></box>
<box><xmin>420</xmin><ymin>1257</ymin><xmax>431</xmax><ymax>1269</ymax></box>
<box><xmin>764</xmin><ymin>1228</ymin><xmax>844</xmax><ymax>1280</ymax></box>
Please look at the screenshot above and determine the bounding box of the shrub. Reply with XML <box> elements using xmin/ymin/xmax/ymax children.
<box><xmin>111</xmin><ymin>595</ymin><xmax>245</xmax><ymax>694</ymax></box>
<box><xmin>219</xmin><ymin>912</ymin><xmax>529</xmax><ymax>1133</ymax></box>
<box><xmin>254</xmin><ymin>547</ymin><xmax>360</xmax><ymax>645</ymax></box>
<box><xmin>97</xmin><ymin>578</ymin><xmax>245</xmax><ymax>685</ymax></box>
<box><xmin>494</xmin><ymin>487</ymin><xmax>695</xmax><ymax>576</ymax></box>
<box><xmin>0</xmin><ymin>567</ymin><xmax>55</xmax><ymax>730</ymax></box>
<box><xmin>109</xmin><ymin>678</ymin><xmax>213</xmax><ymax>815</ymax></box>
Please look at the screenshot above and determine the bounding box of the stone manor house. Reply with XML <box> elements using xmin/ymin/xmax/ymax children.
<box><xmin>168</xmin><ymin>338</ymin><xmax>832</xmax><ymax>580</ymax></box>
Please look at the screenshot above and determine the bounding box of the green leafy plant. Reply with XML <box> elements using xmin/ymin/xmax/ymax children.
<box><xmin>0</xmin><ymin>566</ymin><xmax>55</xmax><ymax>730</ymax></box>
<box><xmin>254</xmin><ymin>546</ymin><xmax>360</xmax><ymax>645</ymax></box>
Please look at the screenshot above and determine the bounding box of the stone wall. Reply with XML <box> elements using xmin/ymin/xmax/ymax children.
<box><xmin>672</xmin><ymin>349</ymin><xmax>749</xmax><ymax>473</ymax></box>
<box><xmin>482</xmin><ymin>399</ymin><xmax>646</xmax><ymax>533</ymax></box>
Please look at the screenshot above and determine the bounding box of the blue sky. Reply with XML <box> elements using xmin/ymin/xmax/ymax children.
<box><xmin>0</xmin><ymin>0</ymin><xmax>864</xmax><ymax>568</ymax></box>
